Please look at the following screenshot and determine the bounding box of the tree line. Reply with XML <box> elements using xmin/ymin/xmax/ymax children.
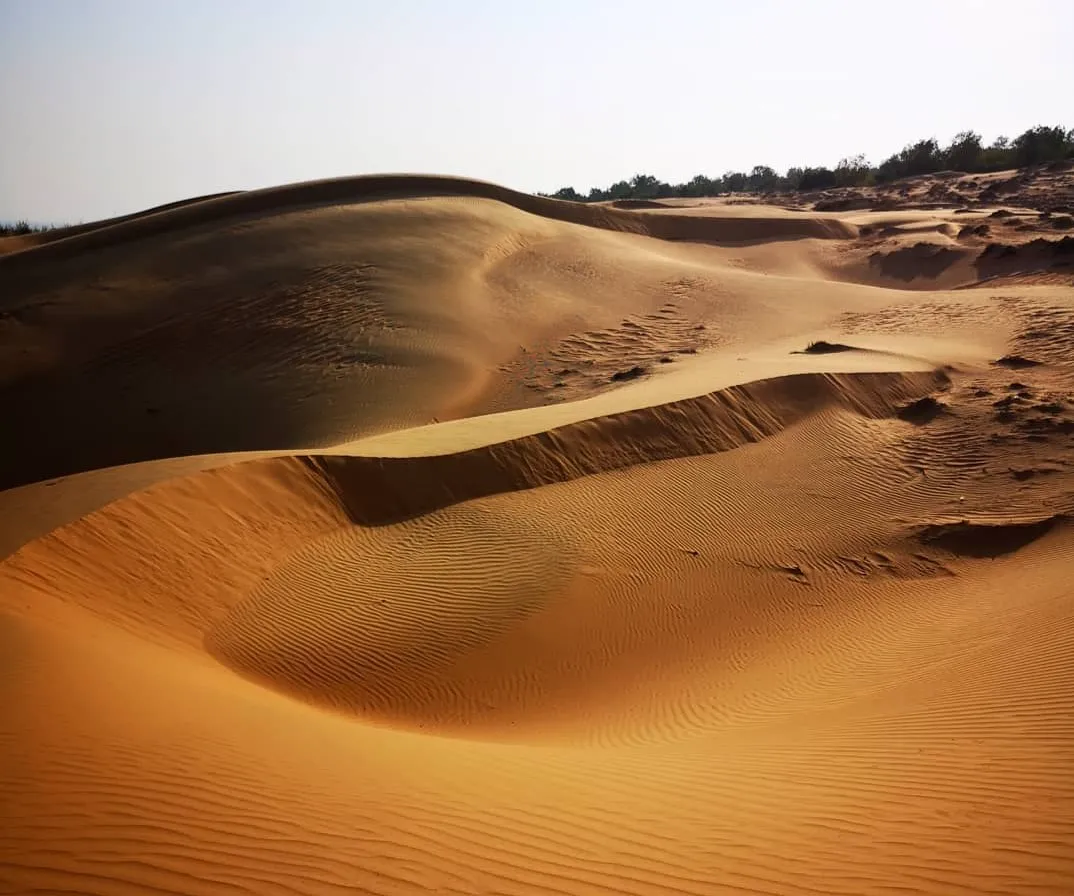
<box><xmin>544</xmin><ymin>125</ymin><xmax>1074</xmax><ymax>202</ymax></box>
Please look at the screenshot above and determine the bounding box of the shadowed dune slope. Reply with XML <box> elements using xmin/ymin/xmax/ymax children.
<box><xmin>3</xmin><ymin>177</ymin><xmax>1074</xmax><ymax>895</ymax></box>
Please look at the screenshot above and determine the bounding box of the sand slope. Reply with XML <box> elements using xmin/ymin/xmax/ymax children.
<box><xmin>3</xmin><ymin>174</ymin><xmax>1074</xmax><ymax>895</ymax></box>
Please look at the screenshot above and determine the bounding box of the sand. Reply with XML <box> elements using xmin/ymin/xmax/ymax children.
<box><xmin>2</xmin><ymin>170</ymin><xmax>1074</xmax><ymax>895</ymax></box>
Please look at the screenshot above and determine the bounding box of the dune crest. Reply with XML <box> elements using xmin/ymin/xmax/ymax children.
<box><xmin>0</xmin><ymin>174</ymin><xmax>855</xmax><ymax>268</ymax></box>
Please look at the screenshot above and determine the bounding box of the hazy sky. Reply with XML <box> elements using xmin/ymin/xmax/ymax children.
<box><xmin>2</xmin><ymin>0</ymin><xmax>1072</xmax><ymax>222</ymax></box>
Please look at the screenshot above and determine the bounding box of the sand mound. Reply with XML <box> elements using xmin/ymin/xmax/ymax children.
<box><xmin>976</xmin><ymin>235</ymin><xmax>1074</xmax><ymax>281</ymax></box>
<box><xmin>994</xmin><ymin>353</ymin><xmax>1043</xmax><ymax>368</ymax></box>
<box><xmin>4</xmin><ymin>176</ymin><xmax>1074</xmax><ymax>894</ymax></box>
<box><xmin>869</xmin><ymin>241</ymin><xmax>965</xmax><ymax>282</ymax></box>
<box><xmin>797</xmin><ymin>339</ymin><xmax>856</xmax><ymax>354</ymax></box>
<box><xmin>917</xmin><ymin>515</ymin><xmax>1068</xmax><ymax>558</ymax></box>
<box><xmin>204</xmin><ymin>370</ymin><xmax>949</xmax><ymax>730</ymax></box>
<box><xmin>896</xmin><ymin>395</ymin><xmax>948</xmax><ymax>423</ymax></box>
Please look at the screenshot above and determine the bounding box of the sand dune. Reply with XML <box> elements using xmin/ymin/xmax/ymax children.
<box><xmin>0</xmin><ymin>178</ymin><xmax>860</xmax><ymax>489</ymax></box>
<box><xmin>3</xmin><ymin>173</ymin><xmax>1074</xmax><ymax>894</ymax></box>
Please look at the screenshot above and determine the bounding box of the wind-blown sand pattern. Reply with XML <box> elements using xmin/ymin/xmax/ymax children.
<box><xmin>3</xmin><ymin>171</ymin><xmax>1074</xmax><ymax>894</ymax></box>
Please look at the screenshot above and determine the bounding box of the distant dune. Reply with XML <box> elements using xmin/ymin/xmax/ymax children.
<box><xmin>2</xmin><ymin>170</ymin><xmax>1074</xmax><ymax>895</ymax></box>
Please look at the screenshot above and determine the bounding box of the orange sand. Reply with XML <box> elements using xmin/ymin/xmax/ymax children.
<box><xmin>2</xmin><ymin>173</ymin><xmax>1073</xmax><ymax>894</ymax></box>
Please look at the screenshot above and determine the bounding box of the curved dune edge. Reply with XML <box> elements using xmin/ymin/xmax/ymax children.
<box><xmin>0</xmin><ymin>349</ymin><xmax>946</xmax><ymax>559</ymax></box>
<box><xmin>308</xmin><ymin>368</ymin><xmax>950</xmax><ymax>525</ymax></box>
<box><xmin>337</xmin><ymin>344</ymin><xmax>948</xmax><ymax>460</ymax></box>
<box><xmin>917</xmin><ymin>514</ymin><xmax>1070</xmax><ymax>557</ymax></box>
<box><xmin>1</xmin><ymin>367</ymin><xmax>946</xmax><ymax>655</ymax></box>
<box><xmin>0</xmin><ymin>174</ymin><xmax>856</xmax><ymax>269</ymax></box>
<box><xmin>2</xmin><ymin>366</ymin><xmax>949</xmax><ymax>560</ymax></box>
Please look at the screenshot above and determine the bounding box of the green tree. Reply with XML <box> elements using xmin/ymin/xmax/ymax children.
<box><xmin>943</xmin><ymin>131</ymin><xmax>982</xmax><ymax>171</ymax></box>
<box><xmin>722</xmin><ymin>171</ymin><xmax>748</xmax><ymax>192</ymax></box>
<box><xmin>901</xmin><ymin>138</ymin><xmax>942</xmax><ymax>176</ymax></box>
<box><xmin>552</xmin><ymin>186</ymin><xmax>584</xmax><ymax>202</ymax></box>
<box><xmin>835</xmin><ymin>154</ymin><xmax>871</xmax><ymax>186</ymax></box>
<box><xmin>683</xmin><ymin>174</ymin><xmax>715</xmax><ymax>197</ymax></box>
<box><xmin>978</xmin><ymin>135</ymin><xmax>1016</xmax><ymax>171</ymax></box>
<box><xmin>629</xmin><ymin>173</ymin><xmax>662</xmax><ymax>199</ymax></box>
<box><xmin>748</xmin><ymin>165</ymin><xmax>780</xmax><ymax>192</ymax></box>
<box><xmin>877</xmin><ymin>138</ymin><xmax>941</xmax><ymax>180</ymax></box>
<box><xmin>1013</xmin><ymin>125</ymin><xmax>1074</xmax><ymax>166</ymax></box>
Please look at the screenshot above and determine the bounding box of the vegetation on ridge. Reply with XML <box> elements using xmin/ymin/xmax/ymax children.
<box><xmin>543</xmin><ymin>124</ymin><xmax>1074</xmax><ymax>202</ymax></box>
<box><xmin>0</xmin><ymin>220</ymin><xmax>58</xmax><ymax>236</ymax></box>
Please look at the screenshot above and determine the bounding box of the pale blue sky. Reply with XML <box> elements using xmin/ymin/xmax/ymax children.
<box><xmin>2</xmin><ymin>0</ymin><xmax>1072</xmax><ymax>222</ymax></box>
